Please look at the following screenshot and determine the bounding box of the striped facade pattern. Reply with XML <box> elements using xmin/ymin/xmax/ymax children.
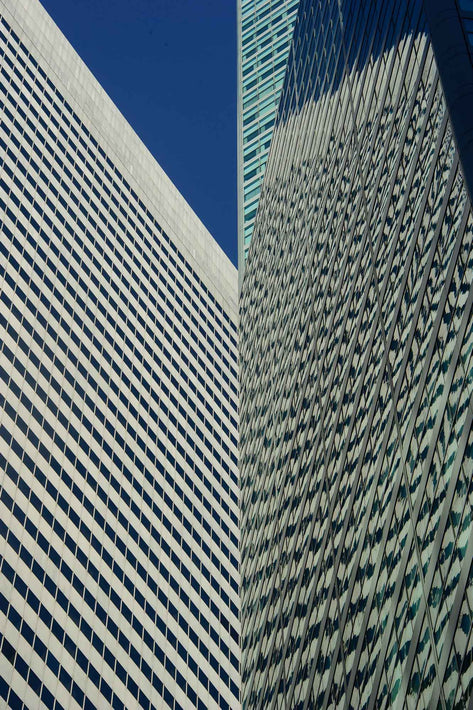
<box><xmin>238</xmin><ymin>0</ymin><xmax>299</xmax><ymax>269</ymax></box>
<box><xmin>0</xmin><ymin>1</ymin><xmax>239</xmax><ymax>708</ymax></box>
<box><xmin>240</xmin><ymin>0</ymin><xmax>473</xmax><ymax>707</ymax></box>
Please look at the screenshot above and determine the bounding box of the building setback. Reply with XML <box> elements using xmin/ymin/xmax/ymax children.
<box><xmin>0</xmin><ymin>1</ymin><xmax>239</xmax><ymax>708</ymax></box>
<box><xmin>237</xmin><ymin>0</ymin><xmax>299</xmax><ymax>273</ymax></box>
<box><xmin>240</xmin><ymin>0</ymin><xmax>473</xmax><ymax>707</ymax></box>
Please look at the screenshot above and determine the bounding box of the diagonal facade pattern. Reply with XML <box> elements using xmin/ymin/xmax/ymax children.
<box><xmin>240</xmin><ymin>0</ymin><xmax>473</xmax><ymax>707</ymax></box>
<box><xmin>0</xmin><ymin>1</ymin><xmax>240</xmax><ymax>708</ymax></box>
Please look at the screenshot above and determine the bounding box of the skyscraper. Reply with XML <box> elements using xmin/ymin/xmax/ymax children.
<box><xmin>0</xmin><ymin>1</ymin><xmax>239</xmax><ymax>708</ymax></box>
<box><xmin>240</xmin><ymin>0</ymin><xmax>473</xmax><ymax>707</ymax></box>
<box><xmin>237</xmin><ymin>0</ymin><xmax>299</xmax><ymax>273</ymax></box>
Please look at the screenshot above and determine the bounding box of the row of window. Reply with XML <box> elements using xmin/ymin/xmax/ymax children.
<box><xmin>0</xmin><ymin>671</ymin><xmax>33</xmax><ymax>710</ymax></box>
<box><xmin>0</xmin><ymin>10</ymin><xmax>240</xmax><ymax>709</ymax></box>
<box><xmin>0</xmin><ymin>276</ymin><xmax>239</xmax><ymax>568</ymax></box>
<box><xmin>2</xmin><ymin>340</ymin><xmax>239</xmax><ymax>607</ymax></box>
<box><xmin>0</xmin><ymin>166</ymin><xmax>238</xmax><ymax>486</ymax></box>
<box><xmin>0</xmin><ymin>96</ymin><xmax>238</xmax><ymax>417</ymax></box>
<box><xmin>239</xmin><ymin>0</ymin><xmax>299</xmax><ymax>260</ymax></box>
<box><xmin>0</xmin><ymin>321</ymin><xmax>239</xmax><ymax>633</ymax></box>
<box><xmin>0</xmin><ymin>17</ymin><xmax>238</xmax><ymax>344</ymax></box>
<box><xmin>0</xmin><ymin>210</ymin><xmax>239</xmax><ymax>528</ymax></box>
<box><xmin>0</xmin><ymin>471</ymin><xmax>238</xmax><ymax>706</ymax></box>
<box><xmin>240</xmin><ymin>0</ymin><xmax>473</xmax><ymax>705</ymax></box>
<box><xmin>0</xmin><ymin>424</ymin><xmax>239</xmax><ymax>670</ymax></box>
<box><xmin>0</xmin><ymin>128</ymin><xmax>235</xmax><ymax>454</ymax></box>
<box><xmin>241</xmin><ymin>0</ymin><xmax>297</xmax><ymax>35</ymax></box>
<box><xmin>0</xmin><ymin>85</ymin><xmax>236</xmax><ymax>440</ymax></box>
<box><xmin>1</xmin><ymin>559</ymin><xmax>176</xmax><ymax>710</ymax></box>
<box><xmin>1</xmin><ymin>567</ymin><xmax>130</xmax><ymax>710</ymax></box>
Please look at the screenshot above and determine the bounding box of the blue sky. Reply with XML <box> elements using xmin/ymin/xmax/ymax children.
<box><xmin>40</xmin><ymin>0</ymin><xmax>238</xmax><ymax>266</ymax></box>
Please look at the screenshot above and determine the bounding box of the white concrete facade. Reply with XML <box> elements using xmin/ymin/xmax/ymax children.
<box><xmin>0</xmin><ymin>1</ymin><xmax>239</xmax><ymax>708</ymax></box>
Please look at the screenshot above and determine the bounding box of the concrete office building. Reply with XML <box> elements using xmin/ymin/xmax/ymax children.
<box><xmin>237</xmin><ymin>0</ymin><xmax>299</xmax><ymax>272</ymax></box>
<box><xmin>240</xmin><ymin>0</ymin><xmax>473</xmax><ymax>707</ymax></box>
<box><xmin>0</xmin><ymin>1</ymin><xmax>239</xmax><ymax>708</ymax></box>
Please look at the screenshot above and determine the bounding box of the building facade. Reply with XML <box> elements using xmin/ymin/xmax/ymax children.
<box><xmin>240</xmin><ymin>0</ymin><xmax>473</xmax><ymax>707</ymax></box>
<box><xmin>0</xmin><ymin>1</ymin><xmax>239</xmax><ymax>708</ymax></box>
<box><xmin>237</xmin><ymin>0</ymin><xmax>299</xmax><ymax>272</ymax></box>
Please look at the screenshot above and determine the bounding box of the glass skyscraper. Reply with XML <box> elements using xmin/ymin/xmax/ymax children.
<box><xmin>240</xmin><ymin>0</ymin><xmax>473</xmax><ymax>707</ymax></box>
<box><xmin>237</xmin><ymin>0</ymin><xmax>300</xmax><ymax>272</ymax></box>
<box><xmin>0</xmin><ymin>1</ymin><xmax>239</xmax><ymax>708</ymax></box>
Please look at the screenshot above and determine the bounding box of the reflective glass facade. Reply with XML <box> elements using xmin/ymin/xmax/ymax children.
<box><xmin>240</xmin><ymin>0</ymin><xmax>473</xmax><ymax>707</ymax></box>
<box><xmin>237</xmin><ymin>0</ymin><xmax>299</xmax><ymax>272</ymax></box>
<box><xmin>0</xmin><ymin>1</ymin><xmax>239</xmax><ymax>708</ymax></box>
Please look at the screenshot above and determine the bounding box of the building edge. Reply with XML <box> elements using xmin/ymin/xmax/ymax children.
<box><xmin>1</xmin><ymin>0</ymin><xmax>238</xmax><ymax>316</ymax></box>
<box><xmin>423</xmin><ymin>0</ymin><xmax>473</xmax><ymax>209</ymax></box>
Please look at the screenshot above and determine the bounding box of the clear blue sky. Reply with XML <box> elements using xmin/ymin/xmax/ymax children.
<box><xmin>40</xmin><ymin>0</ymin><xmax>238</xmax><ymax>267</ymax></box>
